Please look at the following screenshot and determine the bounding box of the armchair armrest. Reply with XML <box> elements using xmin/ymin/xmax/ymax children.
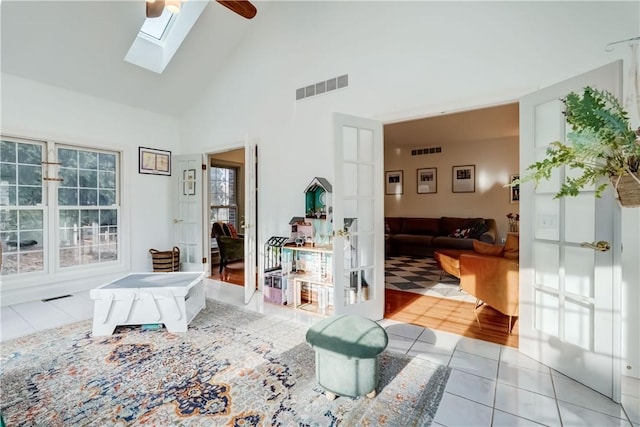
<box><xmin>459</xmin><ymin>253</ymin><xmax>519</xmax><ymax>316</ymax></box>
<box><xmin>479</xmin><ymin>218</ymin><xmax>497</xmax><ymax>244</ymax></box>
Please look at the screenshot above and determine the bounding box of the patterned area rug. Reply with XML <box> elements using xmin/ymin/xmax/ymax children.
<box><xmin>386</xmin><ymin>255</ymin><xmax>475</xmax><ymax>302</ymax></box>
<box><xmin>1</xmin><ymin>300</ymin><xmax>450</xmax><ymax>426</ymax></box>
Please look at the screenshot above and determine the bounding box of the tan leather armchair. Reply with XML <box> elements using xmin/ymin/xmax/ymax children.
<box><xmin>459</xmin><ymin>252</ymin><xmax>519</xmax><ymax>333</ymax></box>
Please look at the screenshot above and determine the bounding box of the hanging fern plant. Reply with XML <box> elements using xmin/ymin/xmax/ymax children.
<box><xmin>514</xmin><ymin>86</ymin><xmax>640</xmax><ymax>206</ymax></box>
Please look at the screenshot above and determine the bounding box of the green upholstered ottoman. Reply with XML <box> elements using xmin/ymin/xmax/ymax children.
<box><xmin>305</xmin><ymin>314</ymin><xmax>388</xmax><ymax>400</ymax></box>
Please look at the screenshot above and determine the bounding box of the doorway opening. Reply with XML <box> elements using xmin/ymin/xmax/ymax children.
<box><xmin>382</xmin><ymin>102</ymin><xmax>520</xmax><ymax>348</ymax></box>
<box><xmin>207</xmin><ymin>147</ymin><xmax>246</xmax><ymax>286</ymax></box>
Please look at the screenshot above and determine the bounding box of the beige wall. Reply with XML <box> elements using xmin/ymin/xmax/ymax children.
<box><xmin>384</xmin><ymin>136</ymin><xmax>519</xmax><ymax>242</ymax></box>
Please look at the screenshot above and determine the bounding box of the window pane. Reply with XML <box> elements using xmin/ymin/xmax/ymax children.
<box><xmin>59</xmin><ymin>188</ymin><xmax>78</xmax><ymax>206</ymax></box>
<box><xmin>210</xmin><ymin>165</ymin><xmax>238</xmax><ymax>228</ymax></box>
<box><xmin>79</xmin><ymin>169</ymin><xmax>97</xmax><ymax>188</ymax></box>
<box><xmin>99</xmin><ymin>171</ymin><xmax>115</xmax><ymax>189</ymax></box>
<box><xmin>99</xmin><ymin>153</ymin><xmax>116</xmax><ymax>171</ymax></box>
<box><xmin>0</xmin><ymin>140</ymin><xmax>16</xmax><ymax>162</ymax></box>
<box><xmin>56</xmin><ymin>147</ymin><xmax>120</xmax><ymax>269</ymax></box>
<box><xmin>17</xmin><ymin>186</ymin><xmax>42</xmax><ymax>206</ymax></box>
<box><xmin>98</xmin><ymin>190</ymin><xmax>115</xmax><ymax>206</ymax></box>
<box><xmin>0</xmin><ymin>139</ymin><xmax>44</xmax><ymax>276</ymax></box>
<box><xmin>79</xmin><ymin>189</ymin><xmax>98</xmax><ymax>205</ymax></box>
<box><xmin>79</xmin><ymin>151</ymin><xmax>98</xmax><ymax>169</ymax></box>
<box><xmin>59</xmin><ymin>168</ymin><xmax>78</xmax><ymax>187</ymax></box>
<box><xmin>17</xmin><ymin>143</ymin><xmax>42</xmax><ymax>165</ymax></box>
<box><xmin>59</xmin><ymin>148</ymin><xmax>77</xmax><ymax>167</ymax></box>
<box><xmin>1</xmin><ymin>163</ymin><xmax>16</xmax><ymax>184</ymax></box>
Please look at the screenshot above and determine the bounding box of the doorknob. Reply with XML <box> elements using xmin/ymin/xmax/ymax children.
<box><xmin>334</xmin><ymin>229</ymin><xmax>350</xmax><ymax>238</ymax></box>
<box><xmin>580</xmin><ymin>241</ymin><xmax>611</xmax><ymax>252</ymax></box>
<box><xmin>172</xmin><ymin>219</ymin><xmax>184</xmax><ymax>224</ymax></box>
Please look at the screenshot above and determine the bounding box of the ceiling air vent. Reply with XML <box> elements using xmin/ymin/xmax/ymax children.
<box><xmin>411</xmin><ymin>147</ymin><xmax>442</xmax><ymax>156</ymax></box>
<box><xmin>296</xmin><ymin>74</ymin><xmax>349</xmax><ymax>100</ymax></box>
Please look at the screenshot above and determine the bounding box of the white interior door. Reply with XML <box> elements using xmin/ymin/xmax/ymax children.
<box><xmin>333</xmin><ymin>113</ymin><xmax>384</xmax><ymax>320</ymax></box>
<box><xmin>519</xmin><ymin>61</ymin><xmax>622</xmax><ymax>400</ymax></box>
<box><xmin>172</xmin><ymin>154</ymin><xmax>205</xmax><ymax>272</ymax></box>
<box><xmin>243</xmin><ymin>140</ymin><xmax>257</xmax><ymax>304</ymax></box>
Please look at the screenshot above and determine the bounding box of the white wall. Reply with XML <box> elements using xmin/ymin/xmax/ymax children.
<box><xmin>180</xmin><ymin>1</ymin><xmax>639</xmax><ymax>378</ymax></box>
<box><xmin>0</xmin><ymin>74</ymin><xmax>181</xmax><ymax>304</ymax></box>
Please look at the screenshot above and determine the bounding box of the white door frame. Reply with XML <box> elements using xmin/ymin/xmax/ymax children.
<box><xmin>205</xmin><ymin>142</ymin><xmax>259</xmax><ymax>305</ymax></box>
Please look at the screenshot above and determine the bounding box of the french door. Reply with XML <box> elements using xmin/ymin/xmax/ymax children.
<box><xmin>172</xmin><ymin>154</ymin><xmax>205</xmax><ymax>272</ymax></box>
<box><xmin>244</xmin><ymin>140</ymin><xmax>257</xmax><ymax>304</ymax></box>
<box><xmin>332</xmin><ymin>113</ymin><xmax>385</xmax><ymax>320</ymax></box>
<box><xmin>519</xmin><ymin>61</ymin><xmax>622</xmax><ymax>400</ymax></box>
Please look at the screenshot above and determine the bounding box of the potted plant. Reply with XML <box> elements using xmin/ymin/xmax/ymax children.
<box><xmin>514</xmin><ymin>86</ymin><xmax>640</xmax><ymax>207</ymax></box>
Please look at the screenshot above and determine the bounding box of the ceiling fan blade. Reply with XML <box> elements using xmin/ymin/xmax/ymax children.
<box><xmin>216</xmin><ymin>0</ymin><xmax>257</xmax><ymax>19</ymax></box>
<box><xmin>146</xmin><ymin>0</ymin><xmax>165</xmax><ymax>18</ymax></box>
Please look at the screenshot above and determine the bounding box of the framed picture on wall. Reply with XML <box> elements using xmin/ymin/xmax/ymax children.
<box><xmin>510</xmin><ymin>174</ymin><xmax>520</xmax><ymax>203</ymax></box>
<box><xmin>385</xmin><ymin>170</ymin><xmax>403</xmax><ymax>195</ymax></box>
<box><xmin>417</xmin><ymin>168</ymin><xmax>437</xmax><ymax>194</ymax></box>
<box><xmin>139</xmin><ymin>147</ymin><xmax>171</xmax><ymax>176</ymax></box>
<box><xmin>452</xmin><ymin>165</ymin><xmax>475</xmax><ymax>193</ymax></box>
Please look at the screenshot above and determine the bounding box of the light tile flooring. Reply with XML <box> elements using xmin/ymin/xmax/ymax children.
<box><xmin>1</xmin><ymin>279</ymin><xmax>639</xmax><ymax>427</ymax></box>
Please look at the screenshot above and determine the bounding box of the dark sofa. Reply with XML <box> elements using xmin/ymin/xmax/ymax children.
<box><xmin>385</xmin><ymin>216</ymin><xmax>497</xmax><ymax>257</ymax></box>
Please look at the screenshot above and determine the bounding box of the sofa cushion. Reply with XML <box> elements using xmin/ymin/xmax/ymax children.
<box><xmin>385</xmin><ymin>217</ymin><xmax>403</xmax><ymax>235</ymax></box>
<box><xmin>431</xmin><ymin>235</ymin><xmax>475</xmax><ymax>250</ymax></box>
<box><xmin>503</xmin><ymin>233</ymin><xmax>519</xmax><ymax>260</ymax></box>
<box><xmin>402</xmin><ymin>218</ymin><xmax>439</xmax><ymax>235</ymax></box>
<box><xmin>473</xmin><ymin>240</ymin><xmax>504</xmax><ymax>256</ymax></box>
<box><xmin>390</xmin><ymin>234</ymin><xmax>434</xmax><ymax>247</ymax></box>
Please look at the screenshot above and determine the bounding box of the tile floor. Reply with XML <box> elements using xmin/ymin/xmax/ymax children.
<box><xmin>1</xmin><ymin>279</ymin><xmax>638</xmax><ymax>427</ymax></box>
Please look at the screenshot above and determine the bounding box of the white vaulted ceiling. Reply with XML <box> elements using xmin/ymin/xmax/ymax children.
<box><xmin>1</xmin><ymin>0</ymin><xmax>260</xmax><ymax>117</ymax></box>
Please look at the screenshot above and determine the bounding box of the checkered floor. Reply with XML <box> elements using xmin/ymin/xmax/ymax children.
<box><xmin>385</xmin><ymin>255</ymin><xmax>475</xmax><ymax>302</ymax></box>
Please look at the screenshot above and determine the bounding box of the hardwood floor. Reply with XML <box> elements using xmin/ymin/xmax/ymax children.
<box><xmin>209</xmin><ymin>262</ymin><xmax>245</xmax><ymax>286</ymax></box>
<box><xmin>385</xmin><ymin>288</ymin><xmax>519</xmax><ymax>348</ymax></box>
<box><xmin>209</xmin><ymin>264</ymin><xmax>519</xmax><ymax>348</ymax></box>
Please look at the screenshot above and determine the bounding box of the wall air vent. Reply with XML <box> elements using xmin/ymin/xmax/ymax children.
<box><xmin>411</xmin><ymin>147</ymin><xmax>442</xmax><ymax>156</ymax></box>
<box><xmin>296</xmin><ymin>74</ymin><xmax>349</xmax><ymax>100</ymax></box>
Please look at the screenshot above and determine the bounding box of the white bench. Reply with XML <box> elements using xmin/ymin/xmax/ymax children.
<box><xmin>90</xmin><ymin>272</ymin><xmax>205</xmax><ymax>336</ymax></box>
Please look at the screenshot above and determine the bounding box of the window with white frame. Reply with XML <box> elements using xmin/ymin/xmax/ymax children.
<box><xmin>210</xmin><ymin>165</ymin><xmax>238</xmax><ymax>229</ymax></box>
<box><xmin>0</xmin><ymin>137</ymin><xmax>120</xmax><ymax>276</ymax></box>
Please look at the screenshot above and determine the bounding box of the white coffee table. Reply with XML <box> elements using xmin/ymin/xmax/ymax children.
<box><xmin>90</xmin><ymin>272</ymin><xmax>206</xmax><ymax>336</ymax></box>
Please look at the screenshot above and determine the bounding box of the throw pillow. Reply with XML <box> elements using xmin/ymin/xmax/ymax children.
<box><xmin>503</xmin><ymin>233</ymin><xmax>519</xmax><ymax>260</ymax></box>
<box><xmin>226</xmin><ymin>223</ymin><xmax>239</xmax><ymax>238</ymax></box>
<box><xmin>473</xmin><ymin>240</ymin><xmax>504</xmax><ymax>256</ymax></box>
<box><xmin>448</xmin><ymin>227</ymin><xmax>472</xmax><ymax>239</ymax></box>
<box><xmin>468</xmin><ymin>221</ymin><xmax>489</xmax><ymax>239</ymax></box>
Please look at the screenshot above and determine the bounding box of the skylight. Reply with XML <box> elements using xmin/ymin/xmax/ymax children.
<box><xmin>139</xmin><ymin>7</ymin><xmax>174</xmax><ymax>41</ymax></box>
<box><xmin>124</xmin><ymin>0</ymin><xmax>207</xmax><ymax>74</ymax></box>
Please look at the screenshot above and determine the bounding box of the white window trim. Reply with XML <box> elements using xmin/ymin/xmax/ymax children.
<box><xmin>1</xmin><ymin>135</ymin><xmax>131</xmax><ymax>305</ymax></box>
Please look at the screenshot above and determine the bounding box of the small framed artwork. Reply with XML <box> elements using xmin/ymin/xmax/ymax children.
<box><xmin>183</xmin><ymin>169</ymin><xmax>196</xmax><ymax>195</ymax></box>
<box><xmin>385</xmin><ymin>170</ymin><xmax>403</xmax><ymax>195</ymax></box>
<box><xmin>417</xmin><ymin>168</ymin><xmax>437</xmax><ymax>194</ymax></box>
<box><xmin>139</xmin><ymin>147</ymin><xmax>171</xmax><ymax>176</ymax></box>
<box><xmin>510</xmin><ymin>174</ymin><xmax>520</xmax><ymax>203</ymax></box>
<box><xmin>452</xmin><ymin>165</ymin><xmax>475</xmax><ymax>193</ymax></box>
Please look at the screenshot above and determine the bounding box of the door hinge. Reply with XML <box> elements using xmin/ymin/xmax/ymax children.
<box><xmin>201</xmin><ymin>164</ymin><xmax>207</xmax><ymax>171</ymax></box>
<box><xmin>202</xmin><ymin>257</ymin><xmax>207</xmax><ymax>264</ymax></box>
